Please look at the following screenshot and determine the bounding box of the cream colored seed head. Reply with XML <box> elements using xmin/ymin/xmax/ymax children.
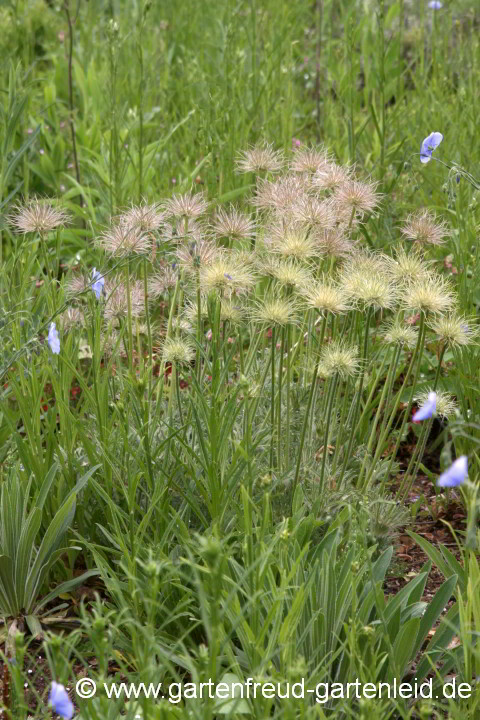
<box><xmin>386</xmin><ymin>247</ymin><xmax>430</xmax><ymax>286</ymax></box>
<box><xmin>403</xmin><ymin>274</ymin><xmax>455</xmax><ymax>314</ymax></box>
<box><xmin>148</xmin><ymin>266</ymin><xmax>178</xmax><ymax>298</ymax></box>
<box><xmin>235</xmin><ymin>142</ymin><xmax>285</xmax><ymax>174</ymax></box>
<box><xmin>60</xmin><ymin>307</ymin><xmax>84</xmax><ymax>330</ymax></box>
<box><xmin>401</xmin><ymin>209</ymin><xmax>450</xmax><ymax>246</ymax></box>
<box><xmin>312</xmin><ymin>163</ymin><xmax>352</xmax><ymax>192</ymax></box>
<box><xmin>262</xmin><ymin>258</ymin><xmax>314</xmax><ymax>290</ymax></box>
<box><xmin>429</xmin><ymin>314</ymin><xmax>479</xmax><ymax>348</ymax></box>
<box><xmin>176</xmin><ymin>239</ymin><xmax>217</xmax><ymax>273</ymax></box>
<box><xmin>162</xmin><ymin>338</ymin><xmax>195</xmax><ymax>365</ymax></box>
<box><xmin>165</xmin><ymin>191</ymin><xmax>209</xmax><ymax>220</ymax></box>
<box><xmin>97</xmin><ymin>223</ymin><xmax>151</xmax><ymax>257</ymax></box>
<box><xmin>317</xmin><ymin>341</ymin><xmax>359</xmax><ymax>379</ymax></box>
<box><xmin>266</xmin><ymin>221</ymin><xmax>322</xmax><ymax>262</ymax></box>
<box><xmin>253</xmin><ymin>296</ymin><xmax>299</xmax><ymax>327</ymax></box>
<box><xmin>9</xmin><ymin>198</ymin><xmax>70</xmax><ymax>234</ymax></box>
<box><xmin>382</xmin><ymin>319</ymin><xmax>418</xmax><ymax>348</ymax></box>
<box><xmin>200</xmin><ymin>253</ymin><xmax>256</xmax><ymax>295</ymax></box>
<box><xmin>104</xmin><ymin>278</ymin><xmax>145</xmax><ymax>319</ymax></box>
<box><xmin>415</xmin><ymin>390</ymin><xmax>458</xmax><ymax>419</ymax></box>
<box><xmin>302</xmin><ymin>279</ymin><xmax>351</xmax><ymax>315</ymax></box>
<box><xmin>339</xmin><ymin>254</ymin><xmax>397</xmax><ymax>310</ymax></box>
<box><xmin>118</xmin><ymin>202</ymin><xmax>165</xmax><ymax>233</ymax></box>
<box><xmin>290</xmin><ymin>146</ymin><xmax>332</xmax><ymax>174</ymax></box>
<box><xmin>211</xmin><ymin>206</ymin><xmax>256</xmax><ymax>243</ymax></box>
<box><xmin>333</xmin><ymin>178</ymin><xmax>382</xmax><ymax>220</ymax></box>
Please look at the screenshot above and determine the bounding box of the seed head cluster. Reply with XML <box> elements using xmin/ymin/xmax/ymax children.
<box><xmin>28</xmin><ymin>139</ymin><xmax>464</xmax><ymax>391</ymax></box>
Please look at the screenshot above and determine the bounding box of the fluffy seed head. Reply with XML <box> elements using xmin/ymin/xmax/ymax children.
<box><xmin>10</xmin><ymin>198</ymin><xmax>70</xmax><ymax>234</ymax></box>
<box><xmin>235</xmin><ymin>142</ymin><xmax>285</xmax><ymax>174</ymax></box>
<box><xmin>301</xmin><ymin>278</ymin><xmax>351</xmax><ymax>315</ymax></box>
<box><xmin>65</xmin><ymin>273</ymin><xmax>88</xmax><ymax>297</ymax></box>
<box><xmin>403</xmin><ymin>274</ymin><xmax>455</xmax><ymax>314</ymax></box>
<box><xmin>162</xmin><ymin>337</ymin><xmax>195</xmax><ymax>365</ymax></box>
<box><xmin>386</xmin><ymin>247</ymin><xmax>431</xmax><ymax>286</ymax></box>
<box><xmin>148</xmin><ymin>265</ymin><xmax>178</xmax><ymax>298</ymax></box>
<box><xmin>317</xmin><ymin>341</ymin><xmax>359</xmax><ymax>379</ymax></box>
<box><xmin>184</xmin><ymin>297</ymin><xmax>245</xmax><ymax>325</ymax></box>
<box><xmin>211</xmin><ymin>206</ymin><xmax>256</xmax><ymax>243</ymax></box>
<box><xmin>401</xmin><ymin>209</ymin><xmax>450</xmax><ymax>247</ymax></box>
<box><xmin>312</xmin><ymin>163</ymin><xmax>352</xmax><ymax>192</ymax></box>
<box><xmin>253</xmin><ymin>175</ymin><xmax>308</xmax><ymax>215</ymax></box>
<box><xmin>333</xmin><ymin>178</ymin><xmax>382</xmax><ymax>220</ymax></box>
<box><xmin>171</xmin><ymin>317</ymin><xmax>193</xmax><ymax>334</ymax></box>
<box><xmin>253</xmin><ymin>295</ymin><xmax>299</xmax><ymax>327</ymax></box>
<box><xmin>415</xmin><ymin>390</ymin><xmax>457</xmax><ymax>419</ymax></box>
<box><xmin>165</xmin><ymin>192</ymin><xmax>209</xmax><ymax>220</ymax></box>
<box><xmin>97</xmin><ymin>223</ymin><xmax>151</xmax><ymax>257</ymax></box>
<box><xmin>320</xmin><ymin>228</ymin><xmax>355</xmax><ymax>258</ymax></box>
<box><xmin>104</xmin><ymin>277</ymin><xmax>145</xmax><ymax>319</ymax></box>
<box><xmin>266</xmin><ymin>221</ymin><xmax>322</xmax><ymax>262</ymax></box>
<box><xmin>290</xmin><ymin>146</ymin><xmax>332</xmax><ymax>174</ymax></box>
<box><xmin>291</xmin><ymin>196</ymin><xmax>335</xmax><ymax>232</ymax></box>
<box><xmin>200</xmin><ymin>252</ymin><xmax>256</xmax><ymax>296</ymax></box>
<box><xmin>165</xmin><ymin>217</ymin><xmax>207</xmax><ymax>244</ymax></box>
<box><xmin>339</xmin><ymin>253</ymin><xmax>397</xmax><ymax>310</ymax></box>
<box><xmin>118</xmin><ymin>202</ymin><xmax>165</xmax><ymax>233</ymax></box>
<box><xmin>184</xmin><ymin>299</ymin><xmax>209</xmax><ymax>325</ymax></box>
<box><xmin>382</xmin><ymin>319</ymin><xmax>418</xmax><ymax>348</ymax></box>
<box><xmin>260</xmin><ymin>257</ymin><xmax>313</xmax><ymax>291</ymax></box>
<box><xmin>429</xmin><ymin>314</ymin><xmax>479</xmax><ymax>348</ymax></box>
<box><xmin>176</xmin><ymin>239</ymin><xmax>217</xmax><ymax>273</ymax></box>
<box><xmin>60</xmin><ymin>307</ymin><xmax>84</xmax><ymax>330</ymax></box>
<box><xmin>100</xmin><ymin>329</ymin><xmax>124</xmax><ymax>357</ymax></box>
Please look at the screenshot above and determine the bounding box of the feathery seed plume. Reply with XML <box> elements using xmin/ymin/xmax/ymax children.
<box><xmin>265</xmin><ymin>220</ymin><xmax>322</xmax><ymax>262</ymax></box>
<box><xmin>333</xmin><ymin>178</ymin><xmax>382</xmax><ymax>221</ymax></box>
<box><xmin>211</xmin><ymin>206</ymin><xmax>256</xmax><ymax>243</ymax></box>
<box><xmin>290</xmin><ymin>146</ymin><xmax>332</xmax><ymax>174</ymax></box>
<box><xmin>10</xmin><ymin>198</ymin><xmax>70</xmax><ymax>234</ymax></box>
<box><xmin>176</xmin><ymin>239</ymin><xmax>217</xmax><ymax>273</ymax></box>
<box><xmin>104</xmin><ymin>277</ymin><xmax>145</xmax><ymax>319</ymax></box>
<box><xmin>253</xmin><ymin>295</ymin><xmax>299</xmax><ymax>327</ymax></box>
<box><xmin>165</xmin><ymin>191</ymin><xmax>209</xmax><ymax>220</ymax></box>
<box><xmin>429</xmin><ymin>314</ymin><xmax>479</xmax><ymax>348</ymax></box>
<box><xmin>317</xmin><ymin>341</ymin><xmax>359</xmax><ymax>379</ymax></box>
<box><xmin>235</xmin><ymin>142</ymin><xmax>285</xmax><ymax>174</ymax></box>
<box><xmin>302</xmin><ymin>278</ymin><xmax>351</xmax><ymax>315</ymax></box>
<box><xmin>162</xmin><ymin>337</ymin><xmax>195</xmax><ymax>365</ymax></box>
<box><xmin>403</xmin><ymin>274</ymin><xmax>455</xmax><ymax>314</ymax></box>
<box><xmin>97</xmin><ymin>223</ymin><xmax>151</xmax><ymax>257</ymax></box>
<box><xmin>401</xmin><ymin>209</ymin><xmax>450</xmax><ymax>247</ymax></box>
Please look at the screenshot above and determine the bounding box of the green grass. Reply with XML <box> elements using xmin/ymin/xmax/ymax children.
<box><xmin>0</xmin><ymin>0</ymin><xmax>480</xmax><ymax>718</ymax></box>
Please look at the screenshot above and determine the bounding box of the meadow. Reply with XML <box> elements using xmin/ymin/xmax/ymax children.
<box><xmin>0</xmin><ymin>0</ymin><xmax>479</xmax><ymax>718</ymax></box>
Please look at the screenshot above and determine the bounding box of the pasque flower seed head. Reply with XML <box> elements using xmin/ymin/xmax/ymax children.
<box><xmin>10</xmin><ymin>198</ymin><xmax>70</xmax><ymax>234</ymax></box>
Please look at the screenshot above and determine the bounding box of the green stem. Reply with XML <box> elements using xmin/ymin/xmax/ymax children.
<box><xmin>382</xmin><ymin>314</ymin><xmax>428</xmax><ymax>486</ymax></box>
<box><xmin>285</xmin><ymin>322</ymin><xmax>292</xmax><ymax>468</ymax></box>
<box><xmin>125</xmin><ymin>264</ymin><xmax>134</xmax><ymax>374</ymax></box>
<box><xmin>143</xmin><ymin>258</ymin><xmax>152</xmax><ymax>387</ymax></box>
<box><xmin>341</xmin><ymin>306</ymin><xmax>373</xmax><ymax>482</ymax></box>
<box><xmin>270</xmin><ymin>326</ymin><xmax>276</xmax><ymax>472</ymax></box>
<box><xmin>277</xmin><ymin>325</ymin><xmax>286</xmax><ymax>472</ymax></box>
<box><xmin>319</xmin><ymin>373</ymin><xmax>338</xmax><ymax>493</ymax></box>
<box><xmin>365</xmin><ymin>314</ymin><xmax>427</xmax><ymax>490</ymax></box>
<box><xmin>291</xmin><ymin>313</ymin><xmax>328</xmax><ymax>505</ymax></box>
<box><xmin>398</xmin><ymin>343</ymin><xmax>446</xmax><ymax>498</ymax></box>
<box><xmin>196</xmin><ymin>270</ymin><xmax>202</xmax><ymax>382</ymax></box>
<box><xmin>358</xmin><ymin>345</ymin><xmax>400</xmax><ymax>488</ymax></box>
